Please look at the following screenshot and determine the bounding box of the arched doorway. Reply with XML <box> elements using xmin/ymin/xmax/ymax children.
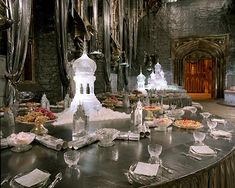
<box><xmin>172</xmin><ymin>35</ymin><xmax>228</xmax><ymax>99</ymax></box>
<box><xmin>183</xmin><ymin>51</ymin><xmax>213</xmax><ymax>99</ymax></box>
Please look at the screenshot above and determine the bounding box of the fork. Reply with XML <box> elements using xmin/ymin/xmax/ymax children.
<box><xmin>48</xmin><ymin>172</ymin><xmax>62</xmax><ymax>188</ymax></box>
<box><xmin>1</xmin><ymin>175</ymin><xmax>11</xmax><ymax>186</ymax></box>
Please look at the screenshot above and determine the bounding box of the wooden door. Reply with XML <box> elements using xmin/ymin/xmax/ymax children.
<box><xmin>184</xmin><ymin>59</ymin><xmax>212</xmax><ymax>93</ymax></box>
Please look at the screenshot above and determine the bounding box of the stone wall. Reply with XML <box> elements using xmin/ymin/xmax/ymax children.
<box><xmin>0</xmin><ymin>55</ymin><xmax>6</xmax><ymax>106</ymax></box>
<box><xmin>136</xmin><ymin>0</ymin><xmax>235</xmax><ymax>88</ymax></box>
<box><xmin>18</xmin><ymin>0</ymin><xmax>62</xmax><ymax>104</ymax></box>
<box><xmin>226</xmin><ymin>3</ymin><xmax>235</xmax><ymax>88</ymax></box>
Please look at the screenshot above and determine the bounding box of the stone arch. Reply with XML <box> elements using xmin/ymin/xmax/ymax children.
<box><xmin>172</xmin><ymin>37</ymin><xmax>227</xmax><ymax>98</ymax></box>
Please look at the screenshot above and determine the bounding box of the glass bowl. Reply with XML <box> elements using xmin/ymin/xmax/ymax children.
<box><xmin>96</xmin><ymin>128</ymin><xmax>120</xmax><ymax>147</ymax></box>
<box><xmin>7</xmin><ymin>132</ymin><xmax>35</xmax><ymax>152</ymax></box>
<box><xmin>166</xmin><ymin>109</ymin><xmax>185</xmax><ymax>119</ymax></box>
<box><xmin>153</xmin><ymin>117</ymin><xmax>172</xmax><ymax>131</ymax></box>
<box><xmin>64</xmin><ymin>150</ymin><xmax>81</xmax><ymax>168</ymax></box>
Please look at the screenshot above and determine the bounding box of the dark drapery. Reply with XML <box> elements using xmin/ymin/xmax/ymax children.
<box><xmin>54</xmin><ymin>0</ymin><xmax>70</xmax><ymax>97</ymax></box>
<box><xmin>4</xmin><ymin>0</ymin><xmax>31</xmax><ymax>108</ymax></box>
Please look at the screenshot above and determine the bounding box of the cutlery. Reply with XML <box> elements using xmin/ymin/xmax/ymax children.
<box><xmin>213</xmin><ymin>147</ymin><xmax>222</xmax><ymax>152</ymax></box>
<box><xmin>1</xmin><ymin>175</ymin><xmax>11</xmax><ymax>186</ymax></box>
<box><xmin>124</xmin><ymin>172</ymin><xmax>133</xmax><ymax>184</ymax></box>
<box><xmin>160</xmin><ymin>164</ymin><xmax>173</xmax><ymax>174</ymax></box>
<box><xmin>48</xmin><ymin>172</ymin><xmax>62</xmax><ymax>188</ymax></box>
<box><xmin>181</xmin><ymin>152</ymin><xmax>202</xmax><ymax>161</ymax></box>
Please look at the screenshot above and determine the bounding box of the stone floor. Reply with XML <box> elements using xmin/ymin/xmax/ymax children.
<box><xmin>194</xmin><ymin>99</ymin><xmax>235</xmax><ymax>125</ymax></box>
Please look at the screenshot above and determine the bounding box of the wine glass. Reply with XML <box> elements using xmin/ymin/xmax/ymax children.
<box><xmin>64</xmin><ymin>150</ymin><xmax>81</xmax><ymax>168</ymax></box>
<box><xmin>200</xmin><ymin>112</ymin><xmax>211</xmax><ymax>119</ymax></box>
<box><xmin>193</xmin><ymin>131</ymin><xmax>206</xmax><ymax>145</ymax></box>
<box><xmin>207</xmin><ymin>120</ymin><xmax>217</xmax><ymax>132</ymax></box>
<box><xmin>148</xmin><ymin>144</ymin><xmax>162</xmax><ymax>164</ymax></box>
<box><xmin>170</xmin><ymin>103</ymin><xmax>177</xmax><ymax>110</ymax></box>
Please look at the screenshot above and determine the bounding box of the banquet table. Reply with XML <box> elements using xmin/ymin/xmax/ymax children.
<box><xmin>1</xmin><ymin>109</ymin><xmax>235</xmax><ymax>188</ymax></box>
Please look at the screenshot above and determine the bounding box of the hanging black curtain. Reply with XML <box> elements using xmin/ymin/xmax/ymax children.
<box><xmin>54</xmin><ymin>0</ymin><xmax>70</xmax><ymax>97</ymax></box>
<box><xmin>4</xmin><ymin>0</ymin><xmax>32</xmax><ymax>107</ymax></box>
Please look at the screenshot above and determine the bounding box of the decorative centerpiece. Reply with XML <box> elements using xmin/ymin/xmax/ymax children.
<box><xmin>136</xmin><ymin>68</ymin><xmax>147</xmax><ymax>95</ymax></box>
<box><xmin>146</xmin><ymin>61</ymin><xmax>168</xmax><ymax>90</ymax></box>
<box><xmin>70</xmin><ymin>43</ymin><xmax>102</xmax><ymax>117</ymax></box>
<box><xmin>31</xmin><ymin>116</ymin><xmax>49</xmax><ymax>135</ymax></box>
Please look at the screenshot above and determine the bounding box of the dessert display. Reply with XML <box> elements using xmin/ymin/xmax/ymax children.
<box><xmin>142</xmin><ymin>106</ymin><xmax>161</xmax><ymax>111</ymax></box>
<box><xmin>174</xmin><ymin>119</ymin><xmax>202</xmax><ymax>129</ymax></box>
<box><xmin>16</xmin><ymin>108</ymin><xmax>56</xmax><ymax>124</ymax></box>
<box><xmin>102</xmin><ymin>96</ymin><xmax>121</xmax><ymax>108</ymax></box>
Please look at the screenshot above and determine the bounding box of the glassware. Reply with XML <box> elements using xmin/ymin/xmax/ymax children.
<box><xmin>171</xmin><ymin>109</ymin><xmax>185</xmax><ymax>119</ymax></box>
<box><xmin>207</xmin><ymin>120</ymin><xmax>217</xmax><ymax>132</ymax></box>
<box><xmin>64</xmin><ymin>150</ymin><xmax>81</xmax><ymax>168</ymax></box>
<box><xmin>7</xmin><ymin>132</ymin><xmax>35</xmax><ymax>152</ymax></box>
<box><xmin>148</xmin><ymin>144</ymin><xmax>162</xmax><ymax>164</ymax></box>
<box><xmin>200</xmin><ymin>112</ymin><xmax>211</xmax><ymax>119</ymax></box>
<box><xmin>193</xmin><ymin>131</ymin><xmax>206</xmax><ymax>145</ymax></box>
<box><xmin>170</xmin><ymin>104</ymin><xmax>176</xmax><ymax>110</ymax></box>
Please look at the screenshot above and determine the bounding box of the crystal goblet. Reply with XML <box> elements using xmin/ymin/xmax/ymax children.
<box><xmin>148</xmin><ymin>144</ymin><xmax>162</xmax><ymax>164</ymax></box>
<box><xmin>193</xmin><ymin>131</ymin><xmax>206</xmax><ymax>145</ymax></box>
<box><xmin>207</xmin><ymin>120</ymin><xmax>217</xmax><ymax>132</ymax></box>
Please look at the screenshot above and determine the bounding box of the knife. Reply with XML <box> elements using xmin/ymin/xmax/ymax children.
<box><xmin>181</xmin><ymin>152</ymin><xmax>202</xmax><ymax>161</ymax></box>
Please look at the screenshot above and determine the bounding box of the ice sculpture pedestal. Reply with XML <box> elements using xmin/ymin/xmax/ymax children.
<box><xmin>224</xmin><ymin>88</ymin><xmax>235</xmax><ymax>106</ymax></box>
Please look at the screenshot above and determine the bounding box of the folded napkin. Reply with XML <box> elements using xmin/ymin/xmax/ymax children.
<box><xmin>15</xmin><ymin>168</ymin><xmax>50</xmax><ymax>187</ymax></box>
<box><xmin>211</xmin><ymin>118</ymin><xmax>227</xmax><ymax>124</ymax></box>
<box><xmin>134</xmin><ymin>162</ymin><xmax>159</xmax><ymax>176</ymax></box>
<box><xmin>211</xmin><ymin>130</ymin><xmax>232</xmax><ymax>138</ymax></box>
<box><xmin>190</xmin><ymin>145</ymin><xmax>216</xmax><ymax>155</ymax></box>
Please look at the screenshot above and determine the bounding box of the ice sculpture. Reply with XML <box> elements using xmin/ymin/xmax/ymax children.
<box><xmin>146</xmin><ymin>62</ymin><xmax>168</xmax><ymax>90</ymax></box>
<box><xmin>70</xmin><ymin>49</ymin><xmax>102</xmax><ymax>116</ymax></box>
<box><xmin>136</xmin><ymin>68</ymin><xmax>147</xmax><ymax>95</ymax></box>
